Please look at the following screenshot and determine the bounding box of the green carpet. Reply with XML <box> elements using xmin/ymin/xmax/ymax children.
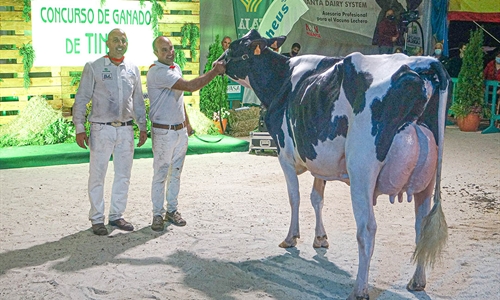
<box><xmin>0</xmin><ymin>135</ymin><xmax>249</xmax><ymax>169</ymax></box>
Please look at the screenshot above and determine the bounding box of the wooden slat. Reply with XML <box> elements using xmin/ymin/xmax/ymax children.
<box><xmin>0</xmin><ymin>77</ymin><xmax>63</xmax><ymax>88</ymax></box>
<box><xmin>158</xmin><ymin>23</ymin><xmax>184</xmax><ymax>33</ymax></box>
<box><xmin>160</xmin><ymin>15</ymin><xmax>199</xmax><ymax>24</ymax></box>
<box><xmin>162</xmin><ymin>2</ymin><xmax>200</xmax><ymax>12</ymax></box>
<box><xmin>0</xmin><ymin>21</ymin><xmax>31</xmax><ymax>31</ymax></box>
<box><xmin>0</xmin><ymin>86</ymin><xmax>78</xmax><ymax>97</ymax></box>
<box><xmin>0</xmin><ymin>101</ymin><xmax>28</xmax><ymax>111</ymax></box>
<box><xmin>1</xmin><ymin>0</ymin><xmax>24</xmax><ymax>9</ymax></box>
<box><xmin>0</xmin><ymin>35</ymin><xmax>32</xmax><ymax>46</ymax></box>
<box><xmin>0</xmin><ymin>50</ymin><xmax>21</xmax><ymax>60</ymax></box>
<box><xmin>0</xmin><ymin>115</ymin><xmax>18</xmax><ymax>125</ymax></box>
<box><xmin>0</xmin><ymin>11</ymin><xmax>24</xmax><ymax>22</ymax></box>
<box><xmin>0</xmin><ymin>64</ymin><xmax>57</xmax><ymax>73</ymax></box>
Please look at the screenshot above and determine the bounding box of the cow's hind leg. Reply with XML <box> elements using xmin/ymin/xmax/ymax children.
<box><xmin>407</xmin><ymin>181</ymin><xmax>433</xmax><ymax>291</ymax></box>
<box><xmin>311</xmin><ymin>178</ymin><xmax>328</xmax><ymax>248</ymax></box>
<box><xmin>278</xmin><ymin>157</ymin><xmax>301</xmax><ymax>248</ymax></box>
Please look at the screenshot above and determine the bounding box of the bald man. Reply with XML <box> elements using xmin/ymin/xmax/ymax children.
<box><xmin>73</xmin><ymin>28</ymin><xmax>147</xmax><ymax>235</ymax></box>
<box><xmin>147</xmin><ymin>36</ymin><xmax>225</xmax><ymax>231</ymax></box>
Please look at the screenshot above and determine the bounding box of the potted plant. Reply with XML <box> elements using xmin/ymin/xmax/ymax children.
<box><xmin>200</xmin><ymin>35</ymin><xmax>229</xmax><ymax>132</ymax></box>
<box><xmin>212</xmin><ymin>107</ymin><xmax>230</xmax><ymax>134</ymax></box>
<box><xmin>449</xmin><ymin>29</ymin><xmax>484</xmax><ymax>132</ymax></box>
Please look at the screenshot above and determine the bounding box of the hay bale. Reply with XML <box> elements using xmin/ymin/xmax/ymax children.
<box><xmin>227</xmin><ymin>106</ymin><xmax>260</xmax><ymax>137</ymax></box>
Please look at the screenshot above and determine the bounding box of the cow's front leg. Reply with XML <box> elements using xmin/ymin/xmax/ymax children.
<box><xmin>347</xmin><ymin>168</ymin><xmax>378</xmax><ymax>300</ymax></box>
<box><xmin>407</xmin><ymin>181</ymin><xmax>433</xmax><ymax>291</ymax></box>
<box><xmin>311</xmin><ymin>178</ymin><xmax>328</xmax><ymax>248</ymax></box>
<box><xmin>278</xmin><ymin>157</ymin><xmax>301</xmax><ymax>248</ymax></box>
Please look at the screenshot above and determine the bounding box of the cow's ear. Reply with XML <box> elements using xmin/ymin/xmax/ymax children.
<box><xmin>250</xmin><ymin>40</ymin><xmax>268</xmax><ymax>56</ymax></box>
<box><xmin>254</xmin><ymin>45</ymin><xmax>261</xmax><ymax>56</ymax></box>
<box><xmin>267</xmin><ymin>36</ymin><xmax>286</xmax><ymax>49</ymax></box>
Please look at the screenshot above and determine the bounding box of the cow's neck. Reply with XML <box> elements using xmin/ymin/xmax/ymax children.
<box><xmin>248</xmin><ymin>53</ymin><xmax>289</xmax><ymax>108</ymax></box>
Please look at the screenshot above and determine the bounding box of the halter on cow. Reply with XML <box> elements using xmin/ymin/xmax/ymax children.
<box><xmin>219</xmin><ymin>30</ymin><xmax>450</xmax><ymax>299</ymax></box>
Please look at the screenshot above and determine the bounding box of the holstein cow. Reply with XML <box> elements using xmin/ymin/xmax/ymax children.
<box><xmin>220</xmin><ymin>30</ymin><xmax>450</xmax><ymax>299</ymax></box>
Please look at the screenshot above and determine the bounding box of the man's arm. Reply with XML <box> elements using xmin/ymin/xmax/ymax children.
<box><xmin>171</xmin><ymin>61</ymin><xmax>225</xmax><ymax>92</ymax></box>
<box><xmin>73</xmin><ymin>63</ymin><xmax>94</xmax><ymax>149</ymax></box>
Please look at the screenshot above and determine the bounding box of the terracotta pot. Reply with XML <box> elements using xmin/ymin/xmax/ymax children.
<box><xmin>456</xmin><ymin>113</ymin><xmax>481</xmax><ymax>132</ymax></box>
<box><xmin>213</xmin><ymin>118</ymin><xmax>228</xmax><ymax>134</ymax></box>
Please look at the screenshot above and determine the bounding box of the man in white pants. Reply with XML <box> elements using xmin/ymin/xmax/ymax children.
<box><xmin>147</xmin><ymin>36</ymin><xmax>225</xmax><ymax>231</ymax></box>
<box><xmin>73</xmin><ymin>28</ymin><xmax>147</xmax><ymax>236</ymax></box>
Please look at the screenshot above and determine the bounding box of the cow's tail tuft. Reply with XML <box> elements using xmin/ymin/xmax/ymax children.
<box><xmin>412</xmin><ymin>62</ymin><xmax>449</xmax><ymax>268</ymax></box>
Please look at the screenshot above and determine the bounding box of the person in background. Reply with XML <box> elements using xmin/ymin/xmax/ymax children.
<box><xmin>448</xmin><ymin>42</ymin><xmax>467</xmax><ymax>78</ymax></box>
<box><xmin>147</xmin><ymin>36</ymin><xmax>226</xmax><ymax>231</ymax></box>
<box><xmin>221</xmin><ymin>36</ymin><xmax>232</xmax><ymax>51</ymax></box>
<box><xmin>483</xmin><ymin>48</ymin><xmax>500</xmax><ymax>112</ymax></box>
<box><xmin>283</xmin><ymin>42</ymin><xmax>301</xmax><ymax>57</ymax></box>
<box><xmin>376</xmin><ymin>9</ymin><xmax>399</xmax><ymax>54</ymax></box>
<box><xmin>483</xmin><ymin>48</ymin><xmax>500</xmax><ymax>82</ymax></box>
<box><xmin>72</xmin><ymin>28</ymin><xmax>147</xmax><ymax>236</ymax></box>
<box><xmin>432</xmin><ymin>42</ymin><xmax>449</xmax><ymax>67</ymax></box>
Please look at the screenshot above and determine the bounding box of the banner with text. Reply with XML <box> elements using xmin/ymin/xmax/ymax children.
<box><xmin>300</xmin><ymin>0</ymin><xmax>425</xmax><ymax>46</ymax></box>
<box><xmin>301</xmin><ymin>0</ymin><xmax>380</xmax><ymax>39</ymax></box>
<box><xmin>31</xmin><ymin>0</ymin><xmax>154</xmax><ymax>67</ymax></box>
<box><xmin>232</xmin><ymin>0</ymin><xmax>274</xmax><ymax>39</ymax></box>
<box><xmin>258</xmin><ymin>0</ymin><xmax>309</xmax><ymax>38</ymax></box>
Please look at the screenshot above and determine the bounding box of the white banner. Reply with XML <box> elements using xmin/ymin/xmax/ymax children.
<box><xmin>31</xmin><ymin>0</ymin><xmax>155</xmax><ymax>67</ymax></box>
<box><xmin>258</xmin><ymin>0</ymin><xmax>309</xmax><ymax>38</ymax></box>
<box><xmin>300</xmin><ymin>0</ymin><xmax>382</xmax><ymax>39</ymax></box>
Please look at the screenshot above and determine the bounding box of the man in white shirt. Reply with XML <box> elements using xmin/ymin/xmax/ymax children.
<box><xmin>147</xmin><ymin>36</ymin><xmax>225</xmax><ymax>231</ymax></box>
<box><xmin>73</xmin><ymin>28</ymin><xmax>147</xmax><ymax>236</ymax></box>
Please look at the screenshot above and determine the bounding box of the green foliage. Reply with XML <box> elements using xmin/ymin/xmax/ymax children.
<box><xmin>22</xmin><ymin>0</ymin><xmax>31</xmax><ymax>22</ymax></box>
<box><xmin>70</xmin><ymin>71</ymin><xmax>82</xmax><ymax>87</ymax></box>
<box><xmin>133</xmin><ymin>99</ymin><xmax>152</xmax><ymax>138</ymax></box>
<box><xmin>174</xmin><ymin>50</ymin><xmax>187</xmax><ymax>69</ymax></box>
<box><xmin>180</xmin><ymin>23</ymin><xmax>200</xmax><ymax>61</ymax></box>
<box><xmin>18</xmin><ymin>43</ymin><xmax>35</xmax><ymax>89</ymax></box>
<box><xmin>0</xmin><ymin>96</ymin><xmax>75</xmax><ymax>147</ymax></box>
<box><xmin>151</xmin><ymin>0</ymin><xmax>166</xmax><ymax>38</ymax></box>
<box><xmin>450</xmin><ymin>29</ymin><xmax>485</xmax><ymax>118</ymax></box>
<box><xmin>199</xmin><ymin>35</ymin><xmax>228</xmax><ymax>121</ymax></box>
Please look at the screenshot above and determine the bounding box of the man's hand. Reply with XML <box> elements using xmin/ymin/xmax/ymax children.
<box><xmin>213</xmin><ymin>60</ymin><xmax>226</xmax><ymax>75</ymax></box>
<box><xmin>137</xmin><ymin>131</ymin><xmax>147</xmax><ymax>147</ymax></box>
<box><xmin>187</xmin><ymin>123</ymin><xmax>194</xmax><ymax>137</ymax></box>
<box><xmin>76</xmin><ymin>132</ymin><xmax>89</xmax><ymax>149</ymax></box>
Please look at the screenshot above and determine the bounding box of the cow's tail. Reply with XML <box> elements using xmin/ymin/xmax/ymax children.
<box><xmin>412</xmin><ymin>62</ymin><xmax>449</xmax><ymax>268</ymax></box>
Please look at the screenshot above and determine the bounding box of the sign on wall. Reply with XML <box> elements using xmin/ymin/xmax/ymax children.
<box><xmin>232</xmin><ymin>0</ymin><xmax>274</xmax><ymax>39</ymax></box>
<box><xmin>31</xmin><ymin>0</ymin><xmax>155</xmax><ymax>67</ymax></box>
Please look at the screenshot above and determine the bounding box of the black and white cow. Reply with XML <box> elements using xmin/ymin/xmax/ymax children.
<box><xmin>220</xmin><ymin>30</ymin><xmax>450</xmax><ymax>299</ymax></box>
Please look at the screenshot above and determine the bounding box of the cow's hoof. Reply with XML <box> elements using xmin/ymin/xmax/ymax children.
<box><xmin>406</xmin><ymin>278</ymin><xmax>426</xmax><ymax>291</ymax></box>
<box><xmin>279</xmin><ymin>237</ymin><xmax>297</xmax><ymax>248</ymax></box>
<box><xmin>313</xmin><ymin>235</ymin><xmax>329</xmax><ymax>248</ymax></box>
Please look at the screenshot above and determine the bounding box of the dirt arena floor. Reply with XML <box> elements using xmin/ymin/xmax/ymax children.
<box><xmin>0</xmin><ymin>126</ymin><xmax>498</xmax><ymax>299</ymax></box>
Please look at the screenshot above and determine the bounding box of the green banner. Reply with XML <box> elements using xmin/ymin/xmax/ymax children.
<box><xmin>232</xmin><ymin>0</ymin><xmax>274</xmax><ymax>39</ymax></box>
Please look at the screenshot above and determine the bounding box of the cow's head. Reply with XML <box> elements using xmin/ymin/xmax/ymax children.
<box><xmin>219</xmin><ymin>29</ymin><xmax>286</xmax><ymax>89</ymax></box>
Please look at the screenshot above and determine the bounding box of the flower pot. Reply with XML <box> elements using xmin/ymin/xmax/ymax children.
<box><xmin>213</xmin><ymin>118</ymin><xmax>228</xmax><ymax>134</ymax></box>
<box><xmin>456</xmin><ymin>113</ymin><xmax>481</xmax><ymax>132</ymax></box>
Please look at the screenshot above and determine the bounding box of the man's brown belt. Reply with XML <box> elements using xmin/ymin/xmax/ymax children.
<box><xmin>152</xmin><ymin>122</ymin><xmax>185</xmax><ymax>130</ymax></box>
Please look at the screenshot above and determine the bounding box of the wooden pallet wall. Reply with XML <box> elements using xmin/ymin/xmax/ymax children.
<box><xmin>0</xmin><ymin>0</ymin><xmax>200</xmax><ymax>125</ymax></box>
